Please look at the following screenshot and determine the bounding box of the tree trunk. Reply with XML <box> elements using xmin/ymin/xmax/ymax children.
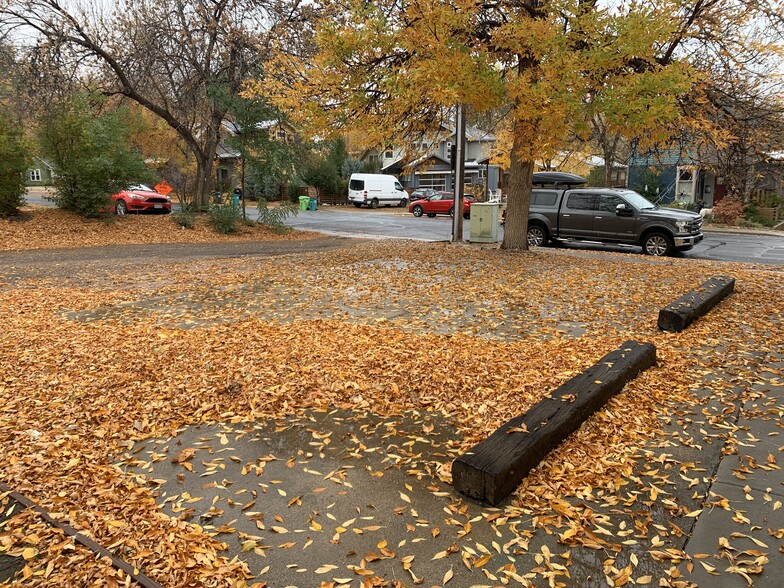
<box><xmin>602</xmin><ymin>131</ymin><xmax>621</xmax><ymax>187</ymax></box>
<box><xmin>501</xmin><ymin>121</ymin><xmax>535</xmax><ymax>250</ymax></box>
<box><xmin>604</xmin><ymin>152</ymin><xmax>614</xmax><ymax>187</ymax></box>
<box><xmin>193</xmin><ymin>111</ymin><xmax>224</xmax><ymax>209</ymax></box>
<box><xmin>194</xmin><ymin>154</ymin><xmax>213</xmax><ymax>210</ymax></box>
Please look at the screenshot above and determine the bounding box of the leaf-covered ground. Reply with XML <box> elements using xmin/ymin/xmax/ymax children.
<box><xmin>0</xmin><ymin>207</ymin><xmax>320</xmax><ymax>251</ymax></box>
<box><xmin>0</xmin><ymin>216</ymin><xmax>782</xmax><ymax>587</ymax></box>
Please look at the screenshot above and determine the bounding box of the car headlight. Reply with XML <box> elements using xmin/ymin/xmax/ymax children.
<box><xmin>129</xmin><ymin>193</ymin><xmax>145</xmax><ymax>200</ymax></box>
<box><xmin>675</xmin><ymin>220</ymin><xmax>689</xmax><ymax>231</ymax></box>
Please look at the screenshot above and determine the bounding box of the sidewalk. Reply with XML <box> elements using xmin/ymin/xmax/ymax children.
<box><xmin>681</xmin><ymin>356</ymin><xmax>784</xmax><ymax>586</ymax></box>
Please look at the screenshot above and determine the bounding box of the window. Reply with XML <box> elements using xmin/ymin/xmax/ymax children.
<box><xmin>418</xmin><ymin>174</ymin><xmax>447</xmax><ymax>190</ymax></box>
<box><xmin>676</xmin><ymin>166</ymin><xmax>695</xmax><ymax>201</ymax></box>
<box><xmin>276</xmin><ymin>129</ymin><xmax>287</xmax><ymax>140</ymax></box>
<box><xmin>597</xmin><ymin>194</ymin><xmax>625</xmax><ymax>212</ymax></box>
<box><xmin>385</xmin><ymin>150</ymin><xmax>393</xmax><ymax>158</ymax></box>
<box><xmin>349</xmin><ymin>179</ymin><xmax>364</xmax><ymax>190</ymax></box>
<box><xmin>531</xmin><ymin>190</ymin><xmax>558</xmax><ymax>206</ymax></box>
<box><xmin>446</xmin><ymin>142</ymin><xmax>452</xmax><ymax>159</ymax></box>
<box><xmin>29</xmin><ymin>169</ymin><xmax>41</xmax><ymax>182</ymax></box>
<box><xmin>394</xmin><ymin>182</ymin><xmax>403</xmax><ymax>191</ymax></box>
<box><xmin>565</xmin><ymin>193</ymin><xmax>596</xmax><ymax>211</ymax></box>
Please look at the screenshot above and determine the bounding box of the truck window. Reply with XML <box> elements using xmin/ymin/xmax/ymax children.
<box><xmin>394</xmin><ymin>182</ymin><xmax>404</xmax><ymax>191</ymax></box>
<box><xmin>532</xmin><ymin>190</ymin><xmax>558</xmax><ymax>206</ymax></box>
<box><xmin>597</xmin><ymin>194</ymin><xmax>625</xmax><ymax>212</ymax></box>
<box><xmin>565</xmin><ymin>193</ymin><xmax>596</xmax><ymax>211</ymax></box>
<box><xmin>349</xmin><ymin>179</ymin><xmax>364</xmax><ymax>190</ymax></box>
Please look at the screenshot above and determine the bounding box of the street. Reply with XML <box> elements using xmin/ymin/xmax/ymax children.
<box><xmin>280</xmin><ymin>205</ymin><xmax>784</xmax><ymax>265</ymax></box>
<box><xmin>22</xmin><ymin>189</ymin><xmax>784</xmax><ymax>264</ymax></box>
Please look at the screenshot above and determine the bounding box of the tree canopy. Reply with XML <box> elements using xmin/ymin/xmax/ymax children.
<box><xmin>259</xmin><ymin>0</ymin><xmax>783</xmax><ymax>249</ymax></box>
<box><xmin>260</xmin><ymin>1</ymin><xmax>698</xmax><ymax>248</ymax></box>
<box><xmin>0</xmin><ymin>0</ymin><xmax>310</xmax><ymax>207</ymax></box>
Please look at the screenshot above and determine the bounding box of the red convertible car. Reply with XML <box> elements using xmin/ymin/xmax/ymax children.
<box><xmin>112</xmin><ymin>184</ymin><xmax>172</xmax><ymax>215</ymax></box>
<box><xmin>409</xmin><ymin>191</ymin><xmax>473</xmax><ymax>219</ymax></box>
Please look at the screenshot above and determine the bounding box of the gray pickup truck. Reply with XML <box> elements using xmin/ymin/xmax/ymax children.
<box><xmin>526</xmin><ymin>172</ymin><xmax>704</xmax><ymax>256</ymax></box>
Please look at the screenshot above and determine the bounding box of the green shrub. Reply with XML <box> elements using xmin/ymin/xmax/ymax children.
<box><xmin>255</xmin><ymin>198</ymin><xmax>298</xmax><ymax>231</ymax></box>
<box><xmin>0</xmin><ymin>111</ymin><xmax>28</xmax><ymax>217</ymax></box>
<box><xmin>631</xmin><ymin>168</ymin><xmax>663</xmax><ymax>202</ymax></box>
<box><xmin>171</xmin><ymin>210</ymin><xmax>196</xmax><ymax>229</ymax></box>
<box><xmin>743</xmin><ymin>204</ymin><xmax>776</xmax><ymax>227</ymax></box>
<box><xmin>208</xmin><ymin>203</ymin><xmax>241</xmax><ymax>234</ymax></box>
<box><xmin>39</xmin><ymin>95</ymin><xmax>150</xmax><ymax>218</ymax></box>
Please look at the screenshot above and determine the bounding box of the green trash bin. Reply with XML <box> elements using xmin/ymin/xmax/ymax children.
<box><xmin>308</xmin><ymin>197</ymin><xmax>317</xmax><ymax>211</ymax></box>
<box><xmin>298</xmin><ymin>196</ymin><xmax>309</xmax><ymax>211</ymax></box>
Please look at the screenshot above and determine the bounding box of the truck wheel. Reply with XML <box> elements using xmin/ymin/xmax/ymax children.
<box><xmin>370</xmin><ymin>198</ymin><xmax>379</xmax><ymax>209</ymax></box>
<box><xmin>353</xmin><ymin>202</ymin><xmax>362</xmax><ymax>208</ymax></box>
<box><xmin>527</xmin><ymin>225</ymin><xmax>548</xmax><ymax>247</ymax></box>
<box><xmin>399</xmin><ymin>198</ymin><xmax>408</xmax><ymax>207</ymax></box>
<box><xmin>642</xmin><ymin>231</ymin><xmax>673</xmax><ymax>256</ymax></box>
<box><xmin>412</xmin><ymin>205</ymin><xmax>424</xmax><ymax>217</ymax></box>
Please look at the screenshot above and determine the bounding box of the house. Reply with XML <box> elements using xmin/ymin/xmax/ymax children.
<box><xmin>214</xmin><ymin>119</ymin><xmax>296</xmax><ymax>191</ymax></box>
<box><xmin>627</xmin><ymin>148</ymin><xmax>728</xmax><ymax>207</ymax></box>
<box><xmin>359</xmin><ymin>123</ymin><xmax>501</xmax><ymax>198</ymax></box>
<box><xmin>25</xmin><ymin>157</ymin><xmax>56</xmax><ymax>187</ymax></box>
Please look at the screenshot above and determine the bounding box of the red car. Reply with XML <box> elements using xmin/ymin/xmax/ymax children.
<box><xmin>112</xmin><ymin>184</ymin><xmax>172</xmax><ymax>215</ymax></box>
<box><xmin>409</xmin><ymin>191</ymin><xmax>473</xmax><ymax>219</ymax></box>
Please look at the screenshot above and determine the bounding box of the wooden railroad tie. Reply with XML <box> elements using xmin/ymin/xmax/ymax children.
<box><xmin>452</xmin><ymin>340</ymin><xmax>657</xmax><ymax>506</ymax></box>
<box><xmin>658</xmin><ymin>276</ymin><xmax>735</xmax><ymax>332</ymax></box>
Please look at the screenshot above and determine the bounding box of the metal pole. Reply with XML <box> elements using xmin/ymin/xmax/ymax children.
<box><xmin>241</xmin><ymin>157</ymin><xmax>246</xmax><ymax>220</ymax></box>
<box><xmin>452</xmin><ymin>104</ymin><xmax>466</xmax><ymax>242</ymax></box>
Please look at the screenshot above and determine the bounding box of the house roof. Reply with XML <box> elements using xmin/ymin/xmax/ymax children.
<box><xmin>32</xmin><ymin>156</ymin><xmax>55</xmax><ymax>170</ymax></box>
<box><xmin>381</xmin><ymin>157</ymin><xmax>406</xmax><ymax>172</ymax></box>
<box><xmin>215</xmin><ymin>142</ymin><xmax>241</xmax><ymax>159</ymax></box>
<box><xmin>397</xmin><ymin>154</ymin><xmax>451</xmax><ymax>173</ymax></box>
<box><xmin>464</xmin><ymin>124</ymin><xmax>495</xmax><ymax>142</ymax></box>
<box><xmin>221</xmin><ymin>119</ymin><xmax>292</xmax><ymax>135</ymax></box>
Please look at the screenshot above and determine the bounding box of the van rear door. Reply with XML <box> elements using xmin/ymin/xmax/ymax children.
<box><xmin>348</xmin><ymin>177</ymin><xmax>366</xmax><ymax>204</ymax></box>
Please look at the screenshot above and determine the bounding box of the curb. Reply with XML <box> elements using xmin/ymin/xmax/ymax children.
<box><xmin>702</xmin><ymin>226</ymin><xmax>783</xmax><ymax>237</ymax></box>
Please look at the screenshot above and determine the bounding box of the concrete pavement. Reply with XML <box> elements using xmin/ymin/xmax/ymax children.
<box><xmin>680</xmin><ymin>357</ymin><xmax>784</xmax><ymax>587</ymax></box>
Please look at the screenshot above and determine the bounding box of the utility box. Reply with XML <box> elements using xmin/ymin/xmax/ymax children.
<box><xmin>469</xmin><ymin>202</ymin><xmax>500</xmax><ymax>243</ymax></box>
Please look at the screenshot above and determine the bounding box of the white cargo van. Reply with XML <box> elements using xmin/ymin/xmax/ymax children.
<box><xmin>348</xmin><ymin>173</ymin><xmax>408</xmax><ymax>208</ymax></box>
